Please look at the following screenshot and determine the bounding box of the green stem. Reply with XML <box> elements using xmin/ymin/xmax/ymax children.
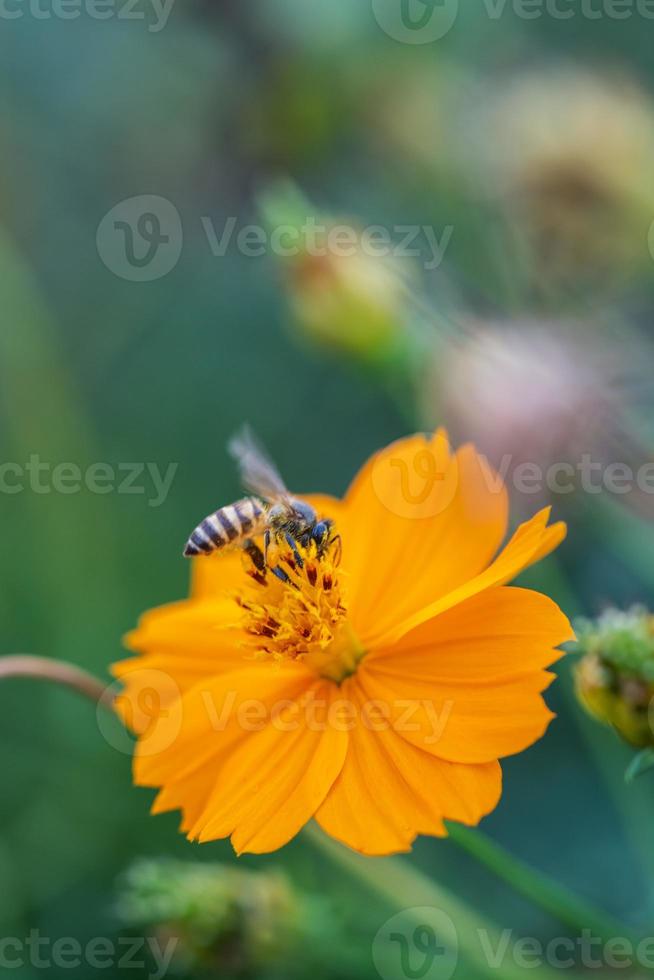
<box><xmin>305</xmin><ymin>823</ymin><xmax>565</xmax><ymax>980</ymax></box>
<box><xmin>448</xmin><ymin>824</ymin><xmax>633</xmax><ymax>945</ymax></box>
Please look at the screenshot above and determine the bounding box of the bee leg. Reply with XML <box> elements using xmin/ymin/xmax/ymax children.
<box><xmin>331</xmin><ymin>534</ymin><xmax>343</xmax><ymax>566</ymax></box>
<box><xmin>263</xmin><ymin>529</ymin><xmax>290</xmax><ymax>584</ymax></box>
<box><xmin>271</xmin><ymin>564</ymin><xmax>291</xmax><ymax>584</ymax></box>
<box><xmin>283</xmin><ymin>531</ymin><xmax>304</xmax><ymax>568</ymax></box>
<box><xmin>243</xmin><ymin>539</ymin><xmax>267</xmax><ymax>585</ymax></box>
<box><xmin>244</xmin><ymin>538</ymin><xmax>265</xmax><ymax>570</ymax></box>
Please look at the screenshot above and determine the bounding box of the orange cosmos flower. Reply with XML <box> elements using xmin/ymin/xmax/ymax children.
<box><xmin>113</xmin><ymin>430</ymin><xmax>572</xmax><ymax>856</ymax></box>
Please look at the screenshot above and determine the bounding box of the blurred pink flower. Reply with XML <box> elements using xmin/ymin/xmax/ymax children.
<box><xmin>428</xmin><ymin>320</ymin><xmax>654</xmax><ymax>516</ymax></box>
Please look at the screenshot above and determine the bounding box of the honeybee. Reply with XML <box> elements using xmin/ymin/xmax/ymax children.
<box><xmin>183</xmin><ymin>428</ymin><xmax>338</xmax><ymax>581</ymax></box>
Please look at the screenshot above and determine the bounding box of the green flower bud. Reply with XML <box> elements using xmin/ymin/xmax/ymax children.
<box><xmin>574</xmin><ymin>607</ymin><xmax>654</xmax><ymax>747</ymax></box>
<box><xmin>115</xmin><ymin>859</ymin><xmax>318</xmax><ymax>978</ymax></box>
<box><xmin>258</xmin><ymin>181</ymin><xmax>421</xmax><ymax>373</ymax></box>
<box><xmin>288</xmin><ymin>246</ymin><xmax>410</xmax><ymax>364</ymax></box>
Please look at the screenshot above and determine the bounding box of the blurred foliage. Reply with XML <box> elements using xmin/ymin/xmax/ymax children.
<box><xmin>116</xmin><ymin>857</ymin><xmax>373</xmax><ymax>979</ymax></box>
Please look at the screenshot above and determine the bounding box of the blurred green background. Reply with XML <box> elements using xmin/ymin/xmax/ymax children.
<box><xmin>2</xmin><ymin>2</ymin><xmax>654</xmax><ymax>978</ymax></box>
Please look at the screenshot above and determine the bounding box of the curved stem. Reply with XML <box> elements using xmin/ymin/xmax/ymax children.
<box><xmin>447</xmin><ymin>823</ymin><xmax>633</xmax><ymax>945</ymax></box>
<box><xmin>0</xmin><ymin>655</ymin><xmax>113</xmax><ymax>709</ymax></box>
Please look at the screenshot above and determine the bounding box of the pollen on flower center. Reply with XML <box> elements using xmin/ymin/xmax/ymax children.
<box><xmin>236</xmin><ymin>532</ymin><xmax>364</xmax><ymax>683</ymax></box>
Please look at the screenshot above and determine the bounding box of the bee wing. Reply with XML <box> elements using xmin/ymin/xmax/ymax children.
<box><xmin>228</xmin><ymin>426</ymin><xmax>291</xmax><ymax>504</ymax></box>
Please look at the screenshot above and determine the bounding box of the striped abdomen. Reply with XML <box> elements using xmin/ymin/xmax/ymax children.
<box><xmin>184</xmin><ymin>497</ymin><xmax>265</xmax><ymax>557</ymax></box>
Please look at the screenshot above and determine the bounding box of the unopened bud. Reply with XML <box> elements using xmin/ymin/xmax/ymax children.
<box><xmin>259</xmin><ymin>182</ymin><xmax>418</xmax><ymax>371</ymax></box>
<box><xmin>116</xmin><ymin>859</ymin><xmax>306</xmax><ymax>976</ymax></box>
<box><xmin>574</xmin><ymin>607</ymin><xmax>654</xmax><ymax>747</ymax></box>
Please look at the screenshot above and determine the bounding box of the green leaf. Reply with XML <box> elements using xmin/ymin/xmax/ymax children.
<box><xmin>625</xmin><ymin>748</ymin><xmax>654</xmax><ymax>784</ymax></box>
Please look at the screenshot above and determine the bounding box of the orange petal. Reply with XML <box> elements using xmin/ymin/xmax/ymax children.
<box><xmin>367</xmin><ymin>586</ymin><xmax>574</xmax><ymax>682</ymax></box>
<box><xmin>114</xmin><ymin>597</ymin><xmax>251</xmax><ymax>696</ymax></box>
<box><xmin>112</xmin><ymin>661</ymin><xmax>187</xmax><ymax>739</ymax></box>
<box><xmin>315</xmin><ymin>677</ymin><xmax>502</xmax><ymax>855</ymax></box>
<box><xmin>332</xmin><ymin>431</ymin><xmax>509</xmax><ymax>644</ymax></box>
<box><xmin>358</xmin><ymin>659</ymin><xmax>556</xmax><ymax>765</ymax></box>
<box><xmin>374</xmin><ymin>507</ymin><xmax>566</xmax><ymax>648</ymax></box>
<box><xmin>191</xmin><ymin>550</ymin><xmax>244</xmax><ymax>600</ymax></box>
<box><xmin>133</xmin><ymin>664</ymin><xmax>348</xmax><ymax>855</ymax></box>
<box><xmin>133</xmin><ymin>663</ymin><xmax>308</xmax><ymax>786</ymax></box>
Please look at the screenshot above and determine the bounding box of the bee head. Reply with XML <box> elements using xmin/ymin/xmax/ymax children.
<box><xmin>268</xmin><ymin>498</ymin><xmax>317</xmax><ymax>537</ymax></box>
<box><xmin>290</xmin><ymin>499</ymin><xmax>317</xmax><ymax>532</ymax></box>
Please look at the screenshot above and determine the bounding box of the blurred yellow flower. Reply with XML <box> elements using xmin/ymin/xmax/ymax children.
<box><xmin>462</xmin><ymin>65</ymin><xmax>654</xmax><ymax>285</ymax></box>
<box><xmin>287</xmin><ymin>242</ymin><xmax>410</xmax><ymax>363</ymax></box>
<box><xmin>258</xmin><ymin>183</ymin><xmax>417</xmax><ymax>368</ymax></box>
<box><xmin>113</xmin><ymin>431</ymin><xmax>572</xmax><ymax>856</ymax></box>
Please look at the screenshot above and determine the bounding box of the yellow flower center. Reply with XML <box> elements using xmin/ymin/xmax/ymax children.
<box><xmin>236</xmin><ymin>532</ymin><xmax>365</xmax><ymax>684</ymax></box>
